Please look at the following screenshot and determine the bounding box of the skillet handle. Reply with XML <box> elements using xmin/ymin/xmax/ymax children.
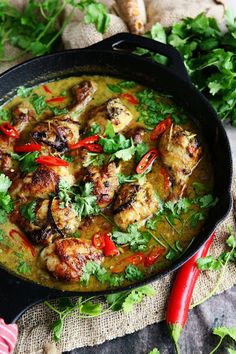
<box><xmin>87</xmin><ymin>33</ymin><xmax>190</xmax><ymax>83</ymax></box>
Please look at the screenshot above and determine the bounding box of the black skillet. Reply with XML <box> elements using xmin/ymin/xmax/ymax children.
<box><xmin>0</xmin><ymin>33</ymin><xmax>232</xmax><ymax>324</ymax></box>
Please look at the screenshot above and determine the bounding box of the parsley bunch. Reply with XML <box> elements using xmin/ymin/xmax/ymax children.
<box><xmin>0</xmin><ymin>0</ymin><xmax>110</xmax><ymax>62</ymax></box>
<box><xmin>137</xmin><ymin>11</ymin><xmax>236</xmax><ymax>126</ymax></box>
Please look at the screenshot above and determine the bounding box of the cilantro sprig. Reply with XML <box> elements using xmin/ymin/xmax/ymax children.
<box><xmin>0</xmin><ymin>174</ymin><xmax>13</xmax><ymax>224</ymax></box>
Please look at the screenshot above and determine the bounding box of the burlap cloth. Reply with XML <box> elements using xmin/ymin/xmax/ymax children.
<box><xmin>1</xmin><ymin>0</ymin><xmax>235</xmax><ymax>353</ymax></box>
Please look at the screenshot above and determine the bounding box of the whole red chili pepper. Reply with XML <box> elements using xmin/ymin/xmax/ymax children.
<box><xmin>103</xmin><ymin>233</ymin><xmax>119</xmax><ymax>257</ymax></box>
<box><xmin>150</xmin><ymin>116</ymin><xmax>172</xmax><ymax>141</ymax></box>
<box><xmin>43</xmin><ymin>85</ymin><xmax>52</xmax><ymax>94</ymax></box>
<box><xmin>166</xmin><ymin>232</ymin><xmax>215</xmax><ymax>352</ymax></box>
<box><xmin>46</xmin><ymin>97</ymin><xmax>65</xmax><ymax>103</ymax></box>
<box><xmin>112</xmin><ymin>252</ymin><xmax>145</xmax><ymax>273</ymax></box>
<box><xmin>0</xmin><ymin>123</ymin><xmax>20</xmax><ymax>139</ymax></box>
<box><xmin>9</xmin><ymin>229</ymin><xmax>36</xmax><ymax>257</ymax></box>
<box><xmin>14</xmin><ymin>143</ymin><xmax>42</xmax><ymax>153</ymax></box>
<box><xmin>69</xmin><ymin>135</ymin><xmax>100</xmax><ymax>150</ymax></box>
<box><xmin>120</xmin><ymin>93</ymin><xmax>139</xmax><ymax>105</ymax></box>
<box><xmin>136</xmin><ymin>148</ymin><xmax>158</xmax><ymax>174</ymax></box>
<box><xmin>35</xmin><ymin>156</ymin><xmax>69</xmax><ymax>167</ymax></box>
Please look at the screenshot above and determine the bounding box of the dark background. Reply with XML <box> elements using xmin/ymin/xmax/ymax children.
<box><xmin>66</xmin><ymin>286</ymin><xmax>236</xmax><ymax>354</ymax></box>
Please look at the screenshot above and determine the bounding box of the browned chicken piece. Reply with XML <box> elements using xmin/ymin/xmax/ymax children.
<box><xmin>125</xmin><ymin>126</ymin><xmax>146</xmax><ymax>145</ymax></box>
<box><xmin>31</xmin><ymin>117</ymin><xmax>80</xmax><ymax>153</ymax></box>
<box><xmin>9</xmin><ymin>163</ymin><xmax>76</xmax><ymax>200</ymax></box>
<box><xmin>158</xmin><ymin>124</ymin><xmax>203</xmax><ymax>200</ymax></box>
<box><xmin>69</xmin><ymin>80</ymin><xmax>97</xmax><ymax>119</ymax></box>
<box><xmin>85</xmin><ymin>162</ymin><xmax>120</xmax><ymax>208</ymax></box>
<box><xmin>12</xmin><ymin>104</ymin><xmax>35</xmax><ymax>133</ymax></box>
<box><xmin>11</xmin><ymin>199</ymin><xmax>80</xmax><ymax>245</ymax></box>
<box><xmin>41</xmin><ymin>238</ymin><xmax>104</xmax><ymax>281</ymax></box>
<box><xmin>88</xmin><ymin>98</ymin><xmax>133</xmax><ymax>133</ymax></box>
<box><xmin>113</xmin><ymin>182</ymin><xmax>158</xmax><ymax>230</ymax></box>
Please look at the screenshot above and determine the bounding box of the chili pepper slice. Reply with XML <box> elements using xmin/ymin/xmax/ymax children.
<box><xmin>166</xmin><ymin>233</ymin><xmax>215</xmax><ymax>352</ymax></box>
<box><xmin>46</xmin><ymin>97</ymin><xmax>65</xmax><ymax>103</ymax></box>
<box><xmin>120</xmin><ymin>93</ymin><xmax>139</xmax><ymax>105</ymax></box>
<box><xmin>160</xmin><ymin>167</ymin><xmax>170</xmax><ymax>192</ymax></box>
<box><xmin>9</xmin><ymin>229</ymin><xmax>36</xmax><ymax>257</ymax></box>
<box><xmin>136</xmin><ymin>148</ymin><xmax>158</xmax><ymax>174</ymax></box>
<box><xmin>14</xmin><ymin>143</ymin><xmax>42</xmax><ymax>153</ymax></box>
<box><xmin>85</xmin><ymin>143</ymin><xmax>103</xmax><ymax>153</ymax></box>
<box><xmin>35</xmin><ymin>156</ymin><xmax>69</xmax><ymax>167</ymax></box>
<box><xmin>43</xmin><ymin>85</ymin><xmax>52</xmax><ymax>94</ymax></box>
<box><xmin>103</xmin><ymin>233</ymin><xmax>119</xmax><ymax>257</ymax></box>
<box><xmin>0</xmin><ymin>123</ymin><xmax>20</xmax><ymax>139</ymax></box>
<box><xmin>69</xmin><ymin>135</ymin><xmax>100</xmax><ymax>150</ymax></box>
<box><xmin>112</xmin><ymin>252</ymin><xmax>145</xmax><ymax>273</ymax></box>
<box><xmin>92</xmin><ymin>232</ymin><xmax>106</xmax><ymax>250</ymax></box>
<box><xmin>150</xmin><ymin>116</ymin><xmax>172</xmax><ymax>141</ymax></box>
<box><xmin>144</xmin><ymin>246</ymin><xmax>165</xmax><ymax>267</ymax></box>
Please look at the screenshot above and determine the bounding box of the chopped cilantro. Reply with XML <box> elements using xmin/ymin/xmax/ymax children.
<box><xmin>49</xmin><ymin>106</ymin><xmax>69</xmax><ymax>116</ymax></box>
<box><xmin>19</xmin><ymin>152</ymin><xmax>39</xmax><ymax>173</ymax></box>
<box><xmin>112</xmin><ymin>224</ymin><xmax>151</xmax><ymax>252</ymax></box>
<box><xmin>17</xmin><ymin>260</ymin><xmax>31</xmax><ymax>274</ymax></box>
<box><xmin>107</xmin><ymin>80</ymin><xmax>136</xmax><ymax>93</ymax></box>
<box><xmin>89</xmin><ymin>123</ymin><xmax>101</xmax><ymax>135</ymax></box>
<box><xmin>74</xmin><ymin>183</ymin><xmax>100</xmax><ymax>217</ymax></box>
<box><xmin>0</xmin><ymin>174</ymin><xmax>12</xmax><ymax>193</ymax></box>
<box><xmin>16</xmin><ymin>86</ymin><xmax>32</xmax><ymax>98</ymax></box>
<box><xmin>125</xmin><ymin>264</ymin><xmax>144</xmax><ymax>281</ymax></box>
<box><xmin>20</xmin><ymin>201</ymin><xmax>36</xmax><ymax>222</ymax></box>
<box><xmin>82</xmin><ymin>152</ymin><xmax>106</xmax><ymax>167</ymax></box>
<box><xmin>30</xmin><ymin>94</ymin><xmax>47</xmax><ymax>115</ymax></box>
<box><xmin>0</xmin><ymin>109</ymin><xmax>10</xmax><ymax>123</ymax></box>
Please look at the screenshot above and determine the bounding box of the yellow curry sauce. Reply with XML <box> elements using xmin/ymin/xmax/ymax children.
<box><xmin>0</xmin><ymin>76</ymin><xmax>214</xmax><ymax>292</ymax></box>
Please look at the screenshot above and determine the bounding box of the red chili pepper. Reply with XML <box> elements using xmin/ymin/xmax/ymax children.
<box><xmin>144</xmin><ymin>246</ymin><xmax>165</xmax><ymax>267</ymax></box>
<box><xmin>150</xmin><ymin>116</ymin><xmax>172</xmax><ymax>140</ymax></box>
<box><xmin>103</xmin><ymin>233</ymin><xmax>119</xmax><ymax>257</ymax></box>
<box><xmin>112</xmin><ymin>252</ymin><xmax>145</xmax><ymax>273</ymax></box>
<box><xmin>85</xmin><ymin>144</ymin><xmax>103</xmax><ymax>153</ymax></box>
<box><xmin>14</xmin><ymin>143</ymin><xmax>42</xmax><ymax>153</ymax></box>
<box><xmin>69</xmin><ymin>135</ymin><xmax>100</xmax><ymax>150</ymax></box>
<box><xmin>160</xmin><ymin>167</ymin><xmax>170</xmax><ymax>192</ymax></box>
<box><xmin>9</xmin><ymin>229</ymin><xmax>36</xmax><ymax>257</ymax></box>
<box><xmin>136</xmin><ymin>148</ymin><xmax>158</xmax><ymax>174</ymax></box>
<box><xmin>166</xmin><ymin>233</ymin><xmax>215</xmax><ymax>352</ymax></box>
<box><xmin>35</xmin><ymin>156</ymin><xmax>69</xmax><ymax>167</ymax></box>
<box><xmin>92</xmin><ymin>232</ymin><xmax>106</xmax><ymax>250</ymax></box>
<box><xmin>0</xmin><ymin>123</ymin><xmax>20</xmax><ymax>139</ymax></box>
<box><xmin>46</xmin><ymin>97</ymin><xmax>65</xmax><ymax>103</ymax></box>
<box><xmin>43</xmin><ymin>85</ymin><xmax>52</xmax><ymax>94</ymax></box>
<box><xmin>120</xmin><ymin>93</ymin><xmax>139</xmax><ymax>105</ymax></box>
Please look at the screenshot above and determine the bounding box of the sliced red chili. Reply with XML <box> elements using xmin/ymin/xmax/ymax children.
<box><xmin>35</xmin><ymin>156</ymin><xmax>69</xmax><ymax>167</ymax></box>
<box><xmin>14</xmin><ymin>143</ymin><xmax>42</xmax><ymax>153</ymax></box>
<box><xmin>103</xmin><ymin>233</ymin><xmax>119</xmax><ymax>257</ymax></box>
<box><xmin>160</xmin><ymin>167</ymin><xmax>170</xmax><ymax>192</ymax></box>
<box><xmin>144</xmin><ymin>246</ymin><xmax>165</xmax><ymax>267</ymax></box>
<box><xmin>136</xmin><ymin>148</ymin><xmax>158</xmax><ymax>174</ymax></box>
<box><xmin>112</xmin><ymin>252</ymin><xmax>145</xmax><ymax>273</ymax></box>
<box><xmin>92</xmin><ymin>232</ymin><xmax>106</xmax><ymax>250</ymax></box>
<box><xmin>150</xmin><ymin>116</ymin><xmax>172</xmax><ymax>140</ymax></box>
<box><xmin>43</xmin><ymin>85</ymin><xmax>52</xmax><ymax>94</ymax></box>
<box><xmin>9</xmin><ymin>229</ymin><xmax>36</xmax><ymax>257</ymax></box>
<box><xmin>46</xmin><ymin>97</ymin><xmax>65</xmax><ymax>103</ymax></box>
<box><xmin>85</xmin><ymin>143</ymin><xmax>103</xmax><ymax>153</ymax></box>
<box><xmin>0</xmin><ymin>123</ymin><xmax>20</xmax><ymax>139</ymax></box>
<box><xmin>69</xmin><ymin>135</ymin><xmax>100</xmax><ymax>150</ymax></box>
<box><xmin>120</xmin><ymin>93</ymin><xmax>139</xmax><ymax>105</ymax></box>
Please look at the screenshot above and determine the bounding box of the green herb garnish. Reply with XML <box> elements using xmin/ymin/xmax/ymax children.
<box><xmin>20</xmin><ymin>201</ymin><xmax>36</xmax><ymax>222</ymax></box>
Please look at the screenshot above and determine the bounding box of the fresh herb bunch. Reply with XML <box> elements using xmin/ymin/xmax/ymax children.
<box><xmin>136</xmin><ymin>11</ymin><xmax>236</xmax><ymax>126</ymax></box>
<box><xmin>0</xmin><ymin>0</ymin><xmax>110</xmax><ymax>62</ymax></box>
<box><xmin>45</xmin><ymin>284</ymin><xmax>155</xmax><ymax>341</ymax></box>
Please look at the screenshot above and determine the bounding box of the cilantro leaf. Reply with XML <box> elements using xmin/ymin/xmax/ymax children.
<box><xmin>49</xmin><ymin>106</ymin><xmax>69</xmax><ymax>116</ymax></box>
<box><xmin>74</xmin><ymin>183</ymin><xmax>100</xmax><ymax>217</ymax></box>
<box><xmin>210</xmin><ymin>327</ymin><xmax>236</xmax><ymax>354</ymax></box>
<box><xmin>16</xmin><ymin>86</ymin><xmax>32</xmax><ymax>98</ymax></box>
<box><xmin>82</xmin><ymin>2</ymin><xmax>110</xmax><ymax>33</ymax></box>
<box><xmin>0</xmin><ymin>109</ymin><xmax>10</xmax><ymax>123</ymax></box>
<box><xmin>80</xmin><ymin>261</ymin><xmax>108</xmax><ymax>285</ymax></box>
<box><xmin>30</xmin><ymin>94</ymin><xmax>47</xmax><ymax>115</ymax></box>
<box><xmin>149</xmin><ymin>349</ymin><xmax>160</xmax><ymax>354</ymax></box>
<box><xmin>124</xmin><ymin>264</ymin><xmax>144</xmax><ymax>282</ymax></box>
<box><xmin>17</xmin><ymin>260</ymin><xmax>31</xmax><ymax>274</ymax></box>
<box><xmin>107</xmin><ymin>81</ymin><xmax>136</xmax><ymax>93</ymax></box>
<box><xmin>112</xmin><ymin>224</ymin><xmax>151</xmax><ymax>252</ymax></box>
<box><xmin>20</xmin><ymin>201</ymin><xmax>36</xmax><ymax>222</ymax></box>
<box><xmin>199</xmin><ymin>194</ymin><xmax>218</xmax><ymax>208</ymax></box>
<box><xmin>20</xmin><ymin>152</ymin><xmax>39</xmax><ymax>173</ymax></box>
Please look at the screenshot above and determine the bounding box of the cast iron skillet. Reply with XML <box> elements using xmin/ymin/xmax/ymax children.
<box><xmin>0</xmin><ymin>33</ymin><xmax>232</xmax><ymax>323</ymax></box>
